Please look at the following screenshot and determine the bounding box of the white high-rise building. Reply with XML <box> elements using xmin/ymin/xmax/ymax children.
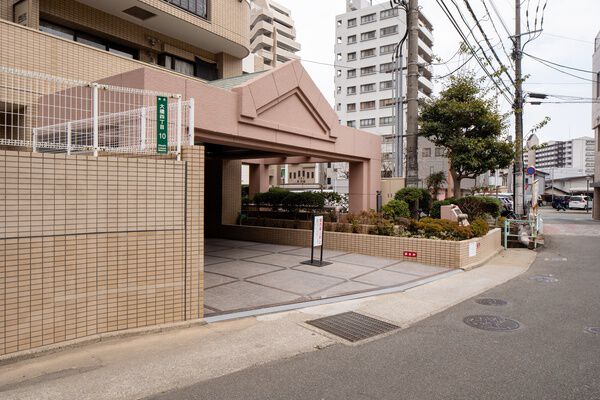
<box><xmin>524</xmin><ymin>135</ymin><xmax>596</xmax><ymax>176</ymax></box>
<box><xmin>246</xmin><ymin>0</ymin><xmax>301</xmax><ymax>72</ymax></box>
<box><xmin>334</xmin><ymin>0</ymin><xmax>435</xmax><ymax>177</ymax></box>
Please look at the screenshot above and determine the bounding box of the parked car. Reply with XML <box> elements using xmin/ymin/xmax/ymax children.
<box><xmin>568</xmin><ymin>195</ymin><xmax>591</xmax><ymax>210</ymax></box>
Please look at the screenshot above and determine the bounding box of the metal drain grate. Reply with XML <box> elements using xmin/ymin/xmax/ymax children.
<box><xmin>585</xmin><ymin>327</ymin><xmax>600</xmax><ymax>335</ymax></box>
<box><xmin>306</xmin><ymin>312</ymin><xmax>399</xmax><ymax>342</ymax></box>
<box><xmin>529</xmin><ymin>275</ymin><xmax>559</xmax><ymax>283</ymax></box>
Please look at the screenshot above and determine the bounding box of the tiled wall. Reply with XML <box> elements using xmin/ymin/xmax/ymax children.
<box><xmin>0</xmin><ymin>146</ymin><xmax>204</xmax><ymax>357</ymax></box>
<box><xmin>218</xmin><ymin>225</ymin><xmax>502</xmax><ymax>269</ymax></box>
<box><xmin>0</xmin><ymin>18</ymin><xmax>243</xmax><ymax>84</ymax></box>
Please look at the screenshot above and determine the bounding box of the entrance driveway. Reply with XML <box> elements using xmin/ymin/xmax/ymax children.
<box><xmin>204</xmin><ymin>239</ymin><xmax>451</xmax><ymax>315</ymax></box>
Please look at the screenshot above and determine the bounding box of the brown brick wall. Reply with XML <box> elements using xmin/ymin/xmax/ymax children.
<box><xmin>0</xmin><ymin>146</ymin><xmax>204</xmax><ymax>357</ymax></box>
<box><xmin>218</xmin><ymin>225</ymin><xmax>502</xmax><ymax>269</ymax></box>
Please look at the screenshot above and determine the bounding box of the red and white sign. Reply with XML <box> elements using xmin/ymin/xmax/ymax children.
<box><xmin>313</xmin><ymin>215</ymin><xmax>324</xmax><ymax>247</ymax></box>
<box><xmin>403</xmin><ymin>251</ymin><xmax>417</xmax><ymax>258</ymax></box>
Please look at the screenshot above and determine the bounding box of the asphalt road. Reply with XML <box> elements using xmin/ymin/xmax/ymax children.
<box><xmin>147</xmin><ymin>212</ymin><xmax>600</xmax><ymax>400</ymax></box>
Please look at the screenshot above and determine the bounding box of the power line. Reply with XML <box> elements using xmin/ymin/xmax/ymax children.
<box><xmin>525</xmin><ymin>56</ymin><xmax>596</xmax><ymax>83</ymax></box>
<box><xmin>436</xmin><ymin>0</ymin><xmax>513</xmax><ymax>103</ymax></box>
<box><xmin>523</xmin><ymin>52</ymin><xmax>596</xmax><ymax>74</ymax></box>
<box><xmin>480</xmin><ymin>0</ymin><xmax>514</xmax><ymax>68</ymax></box>
<box><xmin>487</xmin><ymin>0</ymin><xmax>511</xmax><ymax>37</ymax></box>
<box><xmin>541</xmin><ymin>32</ymin><xmax>594</xmax><ymax>44</ymax></box>
<box><xmin>463</xmin><ymin>0</ymin><xmax>515</xmax><ymax>84</ymax></box>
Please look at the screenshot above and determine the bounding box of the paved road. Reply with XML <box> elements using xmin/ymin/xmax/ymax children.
<box><xmin>147</xmin><ymin>213</ymin><xmax>600</xmax><ymax>400</ymax></box>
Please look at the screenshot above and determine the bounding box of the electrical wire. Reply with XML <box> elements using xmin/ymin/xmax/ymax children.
<box><xmin>525</xmin><ymin>56</ymin><xmax>596</xmax><ymax>83</ymax></box>
<box><xmin>436</xmin><ymin>0</ymin><xmax>513</xmax><ymax>103</ymax></box>
<box><xmin>463</xmin><ymin>0</ymin><xmax>515</xmax><ymax>84</ymax></box>
<box><xmin>523</xmin><ymin>52</ymin><xmax>595</xmax><ymax>74</ymax></box>
<box><xmin>480</xmin><ymin>0</ymin><xmax>514</xmax><ymax>68</ymax></box>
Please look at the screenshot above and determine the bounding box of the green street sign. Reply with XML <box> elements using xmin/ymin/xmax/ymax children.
<box><xmin>156</xmin><ymin>96</ymin><xmax>168</xmax><ymax>154</ymax></box>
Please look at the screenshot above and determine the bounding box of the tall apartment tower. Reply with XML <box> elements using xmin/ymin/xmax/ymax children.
<box><xmin>334</xmin><ymin>0</ymin><xmax>435</xmax><ymax>178</ymax></box>
<box><xmin>248</xmin><ymin>0</ymin><xmax>301</xmax><ymax>72</ymax></box>
<box><xmin>524</xmin><ymin>135</ymin><xmax>596</xmax><ymax>176</ymax></box>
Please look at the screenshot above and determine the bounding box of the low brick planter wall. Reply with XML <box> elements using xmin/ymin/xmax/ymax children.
<box><xmin>217</xmin><ymin>225</ymin><xmax>502</xmax><ymax>269</ymax></box>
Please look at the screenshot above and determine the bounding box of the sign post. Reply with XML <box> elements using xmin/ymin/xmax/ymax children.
<box><xmin>156</xmin><ymin>96</ymin><xmax>168</xmax><ymax>154</ymax></box>
<box><xmin>301</xmin><ymin>214</ymin><xmax>332</xmax><ymax>267</ymax></box>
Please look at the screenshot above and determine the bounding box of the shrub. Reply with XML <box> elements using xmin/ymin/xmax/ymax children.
<box><xmin>430</xmin><ymin>198</ymin><xmax>455</xmax><ymax>218</ymax></box>
<box><xmin>496</xmin><ymin>216</ymin><xmax>507</xmax><ymax>228</ymax></box>
<box><xmin>407</xmin><ymin>217</ymin><xmax>474</xmax><ymax>241</ymax></box>
<box><xmin>382</xmin><ymin>199</ymin><xmax>410</xmax><ymax>221</ymax></box>
<box><xmin>455</xmin><ymin>196</ymin><xmax>501</xmax><ymax>220</ymax></box>
<box><xmin>470</xmin><ymin>218</ymin><xmax>490</xmax><ymax>237</ymax></box>
<box><xmin>394</xmin><ymin>188</ymin><xmax>432</xmax><ymax>214</ymax></box>
<box><xmin>368</xmin><ymin>219</ymin><xmax>395</xmax><ymax>236</ymax></box>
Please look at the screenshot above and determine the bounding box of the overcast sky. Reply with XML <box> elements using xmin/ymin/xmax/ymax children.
<box><xmin>273</xmin><ymin>0</ymin><xmax>599</xmax><ymax>143</ymax></box>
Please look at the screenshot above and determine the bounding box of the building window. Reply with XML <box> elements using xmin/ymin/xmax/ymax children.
<box><xmin>347</xmin><ymin>52</ymin><xmax>357</xmax><ymax>61</ymax></box>
<box><xmin>361</xmin><ymin>13</ymin><xmax>376</xmax><ymax>24</ymax></box>
<box><xmin>380</xmin><ymin>62</ymin><xmax>394</xmax><ymax>73</ymax></box>
<box><xmin>347</xmin><ymin>103</ymin><xmax>356</xmax><ymax>112</ymax></box>
<box><xmin>360</xmin><ymin>48</ymin><xmax>376</xmax><ymax>58</ymax></box>
<box><xmin>347</xmin><ymin>35</ymin><xmax>357</xmax><ymax>44</ymax></box>
<box><xmin>337</xmin><ymin>20</ymin><xmax>342</xmax><ymax>27</ymax></box>
<box><xmin>597</xmin><ymin>72</ymin><xmax>600</xmax><ymax>98</ymax></box>
<box><xmin>347</xmin><ymin>86</ymin><xmax>357</xmax><ymax>95</ymax></box>
<box><xmin>159</xmin><ymin>54</ymin><xmax>196</xmax><ymax>76</ymax></box>
<box><xmin>360</xmin><ymin>83</ymin><xmax>375</xmax><ymax>93</ymax></box>
<box><xmin>163</xmin><ymin>0</ymin><xmax>208</xmax><ymax>19</ymax></box>
<box><xmin>380</xmin><ymin>25</ymin><xmax>398</xmax><ymax>37</ymax></box>
<box><xmin>380</xmin><ymin>44</ymin><xmax>396</xmax><ymax>55</ymax></box>
<box><xmin>347</xmin><ymin>120</ymin><xmax>356</xmax><ymax>128</ymax></box>
<box><xmin>337</xmin><ymin>69</ymin><xmax>342</xmax><ymax>77</ymax></box>
<box><xmin>360</xmin><ymin>118</ymin><xmax>376</xmax><ymax>128</ymax></box>
<box><xmin>336</xmin><ymin>103</ymin><xmax>341</xmax><ymax>111</ymax></box>
<box><xmin>337</xmin><ymin>36</ymin><xmax>342</xmax><ymax>44</ymax></box>
<box><xmin>360</xmin><ymin>101</ymin><xmax>376</xmax><ymax>111</ymax></box>
<box><xmin>336</xmin><ymin>53</ymin><xmax>342</xmax><ymax>61</ymax></box>
<box><xmin>422</xmin><ymin>148</ymin><xmax>432</xmax><ymax>158</ymax></box>
<box><xmin>379</xmin><ymin>116</ymin><xmax>395</xmax><ymax>126</ymax></box>
<box><xmin>380</xmin><ymin>80</ymin><xmax>393</xmax><ymax>90</ymax></box>
<box><xmin>380</xmin><ymin>98</ymin><xmax>395</xmax><ymax>108</ymax></box>
<box><xmin>380</xmin><ymin>8</ymin><xmax>399</xmax><ymax>19</ymax></box>
<box><xmin>360</xmin><ymin>65</ymin><xmax>376</xmax><ymax>76</ymax></box>
<box><xmin>347</xmin><ymin>69</ymin><xmax>357</xmax><ymax>78</ymax></box>
<box><xmin>361</xmin><ymin>30</ymin><xmax>376</xmax><ymax>41</ymax></box>
<box><xmin>336</xmin><ymin>86</ymin><xmax>342</xmax><ymax>94</ymax></box>
<box><xmin>435</xmin><ymin>147</ymin><xmax>445</xmax><ymax>157</ymax></box>
<box><xmin>348</xmin><ymin>18</ymin><xmax>357</xmax><ymax>28</ymax></box>
<box><xmin>40</xmin><ymin>20</ymin><xmax>138</xmax><ymax>59</ymax></box>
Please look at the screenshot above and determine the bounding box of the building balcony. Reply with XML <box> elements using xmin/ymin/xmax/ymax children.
<box><xmin>75</xmin><ymin>0</ymin><xmax>250</xmax><ymax>58</ymax></box>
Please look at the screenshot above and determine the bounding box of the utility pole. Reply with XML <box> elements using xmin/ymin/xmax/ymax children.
<box><xmin>513</xmin><ymin>0</ymin><xmax>524</xmax><ymax>215</ymax></box>
<box><xmin>405</xmin><ymin>0</ymin><xmax>419</xmax><ymax>187</ymax></box>
<box><xmin>391</xmin><ymin>0</ymin><xmax>408</xmax><ymax>178</ymax></box>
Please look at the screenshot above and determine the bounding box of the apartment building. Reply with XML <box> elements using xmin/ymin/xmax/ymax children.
<box><xmin>0</xmin><ymin>0</ymin><xmax>383</xmax><ymax>357</ymax></box>
<box><xmin>524</xmin><ymin>134</ymin><xmax>596</xmax><ymax>176</ymax></box>
<box><xmin>247</xmin><ymin>0</ymin><xmax>301</xmax><ymax>72</ymax></box>
<box><xmin>2</xmin><ymin>0</ymin><xmax>249</xmax><ymax>83</ymax></box>
<box><xmin>334</xmin><ymin>0</ymin><xmax>437</xmax><ymax>179</ymax></box>
<box><xmin>592</xmin><ymin>30</ymin><xmax>600</xmax><ymax>219</ymax></box>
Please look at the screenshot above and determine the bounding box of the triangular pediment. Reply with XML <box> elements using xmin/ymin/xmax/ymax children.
<box><xmin>233</xmin><ymin>61</ymin><xmax>339</xmax><ymax>140</ymax></box>
<box><xmin>256</xmin><ymin>90</ymin><xmax>328</xmax><ymax>136</ymax></box>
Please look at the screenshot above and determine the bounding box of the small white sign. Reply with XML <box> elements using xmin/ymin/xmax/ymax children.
<box><xmin>313</xmin><ymin>215</ymin><xmax>324</xmax><ymax>247</ymax></box>
<box><xmin>468</xmin><ymin>242</ymin><xmax>477</xmax><ymax>257</ymax></box>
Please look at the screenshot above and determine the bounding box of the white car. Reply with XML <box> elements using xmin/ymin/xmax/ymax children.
<box><xmin>568</xmin><ymin>196</ymin><xmax>592</xmax><ymax>210</ymax></box>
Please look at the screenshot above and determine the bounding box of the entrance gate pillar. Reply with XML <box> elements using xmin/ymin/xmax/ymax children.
<box><xmin>349</xmin><ymin>160</ymin><xmax>380</xmax><ymax>212</ymax></box>
<box><xmin>249</xmin><ymin>163</ymin><xmax>270</xmax><ymax>198</ymax></box>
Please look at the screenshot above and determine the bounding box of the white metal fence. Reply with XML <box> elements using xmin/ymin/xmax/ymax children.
<box><xmin>0</xmin><ymin>66</ymin><xmax>194</xmax><ymax>158</ymax></box>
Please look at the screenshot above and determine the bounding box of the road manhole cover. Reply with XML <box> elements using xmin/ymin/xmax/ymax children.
<box><xmin>463</xmin><ymin>315</ymin><xmax>521</xmax><ymax>331</ymax></box>
<box><xmin>585</xmin><ymin>327</ymin><xmax>600</xmax><ymax>335</ymax></box>
<box><xmin>306</xmin><ymin>311</ymin><xmax>399</xmax><ymax>342</ymax></box>
<box><xmin>475</xmin><ymin>298</ymin><xmax>508</xmax><ymax>306</ymax></box>
<box><xmin>529</xmin><ymin>275</ymin><xmax>559</xmax><ymax>283</ymax></box>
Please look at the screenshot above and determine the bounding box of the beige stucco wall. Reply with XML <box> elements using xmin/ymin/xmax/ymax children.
<box><xmin>0</xmin><ymin>147</ymin><xmax>204</xmax><ymax>357</ymax></box>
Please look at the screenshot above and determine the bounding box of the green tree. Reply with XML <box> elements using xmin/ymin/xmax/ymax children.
<box><xmin>425</xmin><ymin>171</ymin><xmax>446</xmax><ymax>199</ymax></box>
<box><xmin>419</xmin><ymin>74</ymin><xmax>514</xmax><ymax>199</ymax></box>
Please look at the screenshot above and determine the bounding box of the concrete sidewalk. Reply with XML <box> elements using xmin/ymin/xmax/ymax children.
<box><xmin>0</xmin><ymin>249</ymin><xmax>536</xmax><ymax>400</ymax></box>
